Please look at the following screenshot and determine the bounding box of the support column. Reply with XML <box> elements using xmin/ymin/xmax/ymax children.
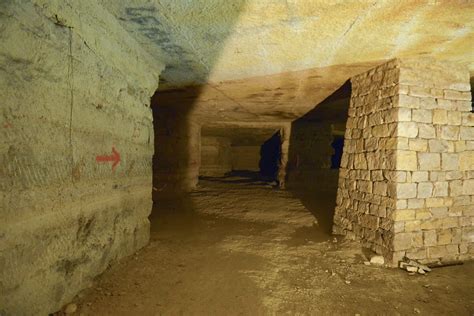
<box><xmin>200</xmin><ymin>136</ymin><xmax>232</xmax><ymax>177</ymax></box>
<box><xmin>153</xmin><ymin>108</ymin><xmax>201</xmax><ymax>195</ymax></box>
<box><xmin>334</xmin><ymin>58</ymin><xmax>473</xmax><ymax>266</ymax></box>
<box><xmin>278</xmin><ymin>123</ymin><xmax>291</xmax><ymax>188</ymax></box>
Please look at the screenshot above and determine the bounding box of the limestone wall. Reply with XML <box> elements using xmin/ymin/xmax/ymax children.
<box><xmin>200</xmin><ymin>137</ymin><xmax>232</xmax><ymax>177</ymax></box>
<box><xmin>0</xmin><ymin>1</ymin><xmax>164</xmax><ymax>314</ymax></box>
<box><xmin>333</xmin><ymin>58</ymin><xmax>473</xmax><ymax>266</ymax></box>
<box><xmin>232</xmin><ymin>146</ymin><xmax>261</xmax><ymax>171</ymax></box>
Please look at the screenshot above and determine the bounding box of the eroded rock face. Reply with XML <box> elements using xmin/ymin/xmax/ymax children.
<box><xmin>0</xmin><ymin>1</ymin><xmax>164</xmax><ymax>314</ymax></box>
<box><xmin>103</xmin><ymin>0</ymin><xmax>473</xmax><ymax>124</ymax></box>
<box><xmin>103</xmin><ymin>0</ymin><xmax>474</xmax><ymax>87</ymax></box>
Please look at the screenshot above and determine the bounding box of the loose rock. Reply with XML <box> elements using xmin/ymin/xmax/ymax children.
<box><xmin>369</xmin><ymin>255</ymin><xmax>384</xmax><ymax>265</ymax></box>
<box><xmin>64</xmin><ymin>303</ymin><xmax>77</xmax><ymax>314</ymax></box>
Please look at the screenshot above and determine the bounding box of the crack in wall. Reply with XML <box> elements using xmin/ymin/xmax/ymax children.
<box><xmin>67</xmin><ymin>26</ymin><xmax>75</xmax><ymax>184</ymax></box>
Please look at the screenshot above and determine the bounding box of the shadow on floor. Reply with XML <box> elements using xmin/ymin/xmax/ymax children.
<box><xmin>199</xmin><ymin>170</ymin><xmax>276</xmax><ymax>185</ymax></box>
<box><xmin>288</xmin><ymin>189</ymin><xmax>337</xmax><ymax>235</ymax></box>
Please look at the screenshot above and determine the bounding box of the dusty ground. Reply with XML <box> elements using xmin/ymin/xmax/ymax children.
<box><xmin>71</xmin><ymin>173</ymin><xmax>474</xmax><ymax>315</ymax></box>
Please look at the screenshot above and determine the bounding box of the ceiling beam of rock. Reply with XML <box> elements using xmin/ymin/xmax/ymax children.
<box><xmin>103</xmin><ymin>0</ymin><xmax>473</xmax><ymax>123</ymax></box>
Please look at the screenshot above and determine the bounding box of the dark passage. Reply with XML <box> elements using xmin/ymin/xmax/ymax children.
<box><xmin>330</xmin><ymin>136</ymin><xmax>344</xmax><ymax>169</ymax></box>
<box><xmin>259</xmin><ymin>131</ymin><xmax>281</xmax><ymax>181</ymax></box>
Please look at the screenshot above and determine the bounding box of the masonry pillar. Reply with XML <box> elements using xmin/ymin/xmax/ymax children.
<box><xmin>153</xmin><ymin>107</ymin><xmax>201</xmax><ymax>195</ymax></box>
<box><xmin>333</xmin><ymin>58</ymin><xmax>473</xmax><ymax>266</ymax></box>
<box><xmin>278</xmin><ymin>123</ymin><xmax>291</xmax><ymax>188</ymax></box>
<box><xmin>200</xmin><ymin>136</ymin><xmax>232</xmax><ymax>177</ymax></box>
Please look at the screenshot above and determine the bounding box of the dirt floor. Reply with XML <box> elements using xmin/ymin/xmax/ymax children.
<box><xmin>72</xmin><ymin>173</ymin><xmax>474</xmax><ymax>315</ymax></box>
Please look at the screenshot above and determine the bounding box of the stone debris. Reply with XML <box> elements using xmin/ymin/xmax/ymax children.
<box><xmin>369</xmin><ymin>255</ymin><xmax>385</xmax><ymax>265</ymax></box>
<box><xmin>399</xmin><ymin>258</ymin><xmax>432</xmax><ymax>275</ymax></box>
<box><xmin>64</xmin><ymin>303</ymin><xmax>77</xmax><ymax>314</ymax></box>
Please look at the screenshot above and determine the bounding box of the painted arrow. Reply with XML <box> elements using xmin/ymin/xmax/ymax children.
<box><xmin>96</xmin><ymin>146</ymin><xmax>121</xmax><ymax>171</ymax></box>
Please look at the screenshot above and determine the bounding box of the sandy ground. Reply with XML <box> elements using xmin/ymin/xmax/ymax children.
<box><xmin>71</xmin><ymin>174</ymin><xmax>474</xmax><ymax>315</ymax></box>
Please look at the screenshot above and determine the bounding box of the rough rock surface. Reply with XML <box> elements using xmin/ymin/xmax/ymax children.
<box><xmin>0</xmin><ymin>1</ymin><xmax>164</xmax><ymax>314</ymax></box>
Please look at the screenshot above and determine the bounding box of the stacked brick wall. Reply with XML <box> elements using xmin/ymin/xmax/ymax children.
<box><xmin>333</xmin><ymin>58</ymin><xmax>473</xmax><ymax>265</ymax></box>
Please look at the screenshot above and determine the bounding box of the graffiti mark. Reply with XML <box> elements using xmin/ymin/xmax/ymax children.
<box><xmin>96</xmin><ymin>147</ymin><xmax>121</xmax><ymax>171</ymax></box>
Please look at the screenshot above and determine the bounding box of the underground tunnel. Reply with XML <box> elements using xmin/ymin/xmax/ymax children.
<box><xmin>1</xmin><ymin>1</ymin><xmax>474</xmax><ymax>315</ymax></box>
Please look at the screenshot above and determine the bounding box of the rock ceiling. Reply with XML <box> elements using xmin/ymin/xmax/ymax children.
<box><xmin>102</xmin><ymin>0</ymin><xmax>474</xmax><ymax>126</ymax></box>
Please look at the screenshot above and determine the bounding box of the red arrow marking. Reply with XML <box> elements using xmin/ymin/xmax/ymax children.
<box><xmin>96</xmin><ymin>147</ymin><xmax>121</xmax><ymax>171</ymax></box>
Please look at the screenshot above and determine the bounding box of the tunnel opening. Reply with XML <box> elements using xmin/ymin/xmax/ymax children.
<box><xmin>330</xmin><ymin>136</ymin><xmax>344</xmax><ymax>169</ymax></box>
<box><xmin>259</xmin><ymin>131</ymin><xmax>282</xmax><ymax>181</ymax></box>
<box><xmin>199</xmin><ymin>125</ymin><xmax>284</xmax><ymax>185</ymax></box>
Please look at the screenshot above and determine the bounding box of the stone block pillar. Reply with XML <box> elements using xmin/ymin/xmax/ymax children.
<box><xmin>278</xmin><ymin>123</ymin><xmax>291</xmax><ymax>188</ymax></box>
<box><xmin>153</xmin><ymin>108</ymin><xmax>201</xmax><ymax>195</ymax></box>
<box><xmin>333</xmin><ymin>58</ymin><xmax>473</xmax><ymax>266</ymax></box>
<box><xmin>200</xmin><ymin>136</ymin><xmax>232</xmax><ymax>177</ymax></box>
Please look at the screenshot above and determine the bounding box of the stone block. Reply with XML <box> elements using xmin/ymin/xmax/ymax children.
<box><xmin>460</xmin><ymin>126</ymin><xmax>474</xmax><ymax>140</ymax></box>
<box><xmin>449</xmin><ymin>180</ymin><xmax>464</xmax><ymax>196</ymax></box>
<box><xmin>441</xmin><ymin>217</ymin><xmax>458</xmax><ymax>229</ymax></box>
<box><xmin>427</xmin><ymin>245</ymin><xmax>448</xmax><ymax>258</ymax></box>
<box><xmin>412</xmin><ymin>109</ymin><xmax>432</xmax><ymax>123</ymax></box>
<box><xmin>429</xmin><ymin>171</ymin><xmax>446</xmax><ymax>181</ymax></box>
<box><xmin>417</xmin><ymin>182</ymin><xmax>433</xmax><ymax>198</ymax></box>
<box><xmin>418</xmin><ymin>153</ymin><xmax>440</xmax><ymax>170</ymax></box>
<box><xmin>396</xmin><ymin>137</ymin><xmax>409</xmax><ymax>150</ymax></box>
<box><xmin>405</xmin><ymin>247</ymin><xmax>427</xmax><ymax>260</ymax></box>
<box><xmin>425</xmin><ymin>197</ymin><xmax>446</xmax><ymax>208</ymax></box>
<box><xmin>409</xmin><ymin>139</ymin><xmax>428</xmax><ymax>151</ymax></box>
<box><xmin>393</xmin><ymin>209</ymin><xmax>416</xmax><ymax>220</ymax></box>
<box><xmin>428</xmin><ymin>139</ymin><xmax>452</xmax><ymax>153</ymax></box>
<box><xmin>463</xmin><ymin>179</ymin><xmax>474</xmax><ymax>195</ymax></box>
<box><xmin>431</xmin><ymin>207</ymin><xmax>448</xmax><ymax>218</ymax></box>
<box><xmin>423</xmin><ymin>230</ymin><xmax>437</xmax><ymax>246</ymax></box>
<box><xmin>446</xmin><ymin>170</ymin><xmax>462</xmax><ymax>180</ymax></box>
<box><xmin>397</xmin><ymin>183</ymin><xmax>417</xmax><ymax>199</ymax></box>
<box><xmin>398</xmin><ymin>94</ymin><xmax>420</xmax><ymax>109</ymax></box>
<box><xmin>456</xmin><ymin>100</ymin><xmax>472</xmax><ymax>112</ymax></box>
<box><xmin>416</xmin><ymin>209</ymin><xmax>431</xmax><ymax>219</ymax></box>
<box><xmin>441</xmin><ymin>153</ymin><xmax>459</xmax><ymax>170</ymax></box>
<box><xmin>418</xmin><ymin>124</ymin><xmax>436</xmax><ymax>139</ymax></box>
<box><xmin>462</xmin><ymin>113</ymin><xmax>474</xmax><ymax>126</ymax></box>
<box><xmin>409</xmin><ymin>86</ymin><xmax>432</xmax><ymax>98</ymax></box>
<box><xmin>437</xmin><ymin>229</ymin><xmax>452</xmax><ymax>245</ymax></box>
<box><xmin>461</xmin><ymin>227</ymin><xmax>474</xmax><ymax>242</ymax></box>
<box><xmin>373</xmin><ymin>181</ymin><xmax>388</xmax><ymax>196</ymax></box>
<box><xmin>411</xmin><ymin>171</ymin><xmax>428</xmax><ymax>182</ymax></box>
<box><xmin>398</xmin><ymin>108</ymin><xmax>412</xmax><ymax>121</ymax></box>
<box><xmin>459</xmin><ymin>152</ymin><xmax>474</xmax><ymax>171</ymax></box>
<box><xmin>432</xmin><ymin>109</ymin><xmax>448</xmax><ymax>125</ymax></box>
<box><xmin>433</xmin><ymin>181</ymin><xmax>449</xmax><ymax>197</ymax></box>
<box><xmin>404</xmin><ymin>220</ymin><xmax>421</xmax><ymax>232</ymax></box>
<box><xmin>397</xmin><ymin>150</ymin><xmax>417</xmax><ymax>171</ymax></box>
<box><xmin>393</xmin><ymin>232</ymin><xmax>423</xmax><ymax>251</ymax></box>
<box><xmin>397</xmin><ymin>122</ymin><xmax>418</xmax><ymax>138</ymax></box>
<box><xmin>444</xmin><ymin>90</ymin><xmax>471</xmax><ymax>101</ymax></box>
<box><xmin>373</xmin><ymin>124</ymin><xmax>396</xmax><ymax>137</ymax></box>
<box><xmin>436</xmin><ymin>99</ymin><xmax>456</xmax><ymax>110</ymax></box>
<box><xmin>447</xmin><ymin>111</ymin><xmax>462</xmax><ymax>125</ymax></box>
<box><xmin>396</xmin><ymin>199</ymin><xmax>408</xmax><ymax>209</ymax></box>
<box><xmin>440</xmin><ymin>126</ymin><xmax>459</xmax><ymax>140</ymax></box>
